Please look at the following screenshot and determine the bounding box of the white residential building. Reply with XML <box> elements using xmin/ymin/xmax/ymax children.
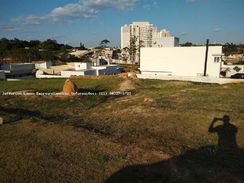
<box><xmin>121</xmin><ymin>22</ymin><xmax>179</xmax><ymax>49</ymax></box>
<box><xmin>121</xmin><ymin>22</ymin><xmax>157</xmax><ymax>49</ymax></box>
<box><xmin>152</xmin><ymin>36</ymin><xmax>179</xmax><ymax>47</ymax></box>
<box><xmin>36</xmin><ymin>62</ymin><xmax>120</xmax><ymax>78</ymax></box>
<box><xmin>139</xmin><ymin>46</ymin><xmax>223</xmax><ymax>78</ymax></box>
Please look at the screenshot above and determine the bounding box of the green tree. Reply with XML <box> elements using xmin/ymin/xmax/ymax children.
<box><xmin>0</xmin><ymin>38</ymin><xmax>9</xmax><ymax>62</ymax></box>
<box><xmin>41</xmin><ymin>39</ymin><xmax>59</xmax><ymax>51</ymax></box>
<box><xmin>181</xmin><ymin>42</ymin><xmax>193</xmax><ymax>47</ymax></box>
<box><xmin>129</xmin><ymin>36</ymin><xmax>137</xmax><ymax>65</ymax></box>
<box><xmin>29</xmin><ymin>40</ymin><xmax>41</xmax><ymax>49</ymax></box>
<box><xmin>223</xmin><ymin>43</ymin><xmax>238</xmax><ymax>56</ymax></box>
<box><xmin>79</xmin><ymin>42</ymin><xmax>87</xmax><ymax>50</ymax></box>
<box><xmin>100</xmin><ymin>39</ymin><xmax>110</xmax><ymax>48</ymax></box>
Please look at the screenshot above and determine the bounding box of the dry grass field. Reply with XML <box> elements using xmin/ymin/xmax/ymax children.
<box><xmin>0</xmin><ymin>77</ymin><xmax>244</xmax><ymax>183</ymax></box>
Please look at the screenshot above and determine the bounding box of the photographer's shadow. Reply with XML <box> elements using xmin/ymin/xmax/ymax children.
<box><xmin>209</xmin><ymin>115</ymin><xmax>238</xmax><ymax>152</ymax></box>
<box><xmin>104</xmin><ymin>115</ymin><xmax>244</xmax><ymax>183</ymax></box>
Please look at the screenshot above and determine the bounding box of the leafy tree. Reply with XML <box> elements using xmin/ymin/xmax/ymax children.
<box><xmin>40</xmin><ymin>51</ymin><xmax>55</xmax><ymax>61</ymax></box>
<box><xmin>79</xmin><ymin>42</ymin><xmax>87</xmax><ymax>50</ymax></box>
<box><xmin>40</xmin><ymin>39</ymin><xmax>59</xmax><ymax>51</ymax></box>
<box><xmin>181</xmin><ymin>42</ymin><xmax>194</xmax><ymax>47</ymax></box>
<box><xmin>129</xmin><ymin>36</ymin><xmax>137</xmax><ymax>64</ymax></box>
<box><xmin>29</xmin><ymin>40</ymin><xmax>41</xmax><ymax>49</ymax></box>
<box><xmin>223</xmin><ymin>43</ymin><xmax>238</xmax><ymax>56</ymax></box>
<box><xmin>0</xmin><ymin>38</ymin><xmax>9</xmax><ymax>62</ymax></box>
<box><xmin>0</xmin><ymin>38</ymin><xmax>75</xmax><ymax>63</ymax></box>
<box><xmin>100</xmin><ymin>39</ymin><xmax>110</xmax><ymax>48</ymax></box>
<box><xmin>7</xmin><ymin>49</ymin><xmax>29</xmax><ymax>63</ymax></box>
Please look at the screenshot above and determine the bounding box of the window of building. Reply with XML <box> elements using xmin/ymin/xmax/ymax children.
<box><xmin>214</xmin><ymin>57</ymin><xmax>220</xmax><ymax>63</ymax></box>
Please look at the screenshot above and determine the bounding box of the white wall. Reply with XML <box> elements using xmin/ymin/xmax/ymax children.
<box><xmin>61</xmin><ymin>69</ymin><xmax>97</xmax><ymax>77</ymax></box>
<box><xmin>137</xmin><ymin>74</ymin><xmax>244</xmax><ymax>84</ymax></box>
<box><xmin>74</xmin><ymin>62</ymin><xmax>92</xmax><ymax>70</ymax></box>
<box><xmin>221</xmin><ymin>64</ymin><xmax>244</xmax><ymax>77</ymax></box>
<box><xmin>140</xmin><ymin>46</ymin><xmax>222</xmax><ymax>78</ymax></box>
<box><xmin>35</xmin><ymin>61</ymin><xmax>52</xmax><ymax>69</ymax></box>
<box><xmin>61</xmin><ymin>70</ymin><xmax>85</xmax><ymax>77</ymax></box>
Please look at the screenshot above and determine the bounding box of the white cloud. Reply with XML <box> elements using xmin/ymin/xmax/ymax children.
<box><xmin>49</xmin><ymin>3</ymin><xmax>98</xmax><ymax>20</ymax></box>
<box><xmin>0</xmin><ymin>24</ymin><xmax>36</xmax><ymax>33</ymax></box>
<box><xmin>186</xmin><ymin>0</ymin><xmax>197</xmax><ymax>3</ymax></box>
<box><xmin>143</xmin><ymin>1</ymin><xmax>158</xmax><ymax>10</ymax></box>
<box><xmin>12</xmin><ymin>15</ymin><xmax>48</xmax><ymax>25</ymax></box>
<box><xmin>12</xmin><ymin>0</ymin><xmax>140</xmax><ymax>25</ymax></box>
<box><xmin>179</xmin><ymin>32</ymin><xmax>188</xmax><ymax>36</ymax></box>
<box><xmin>81</xmin><ymin>0</ymin><xmax>139</xmax><ymax>10</ymax></box>
<box><xmin>214</xmin><ymin>27</ymin><xmax>222</xmax><ymax>32</ymax></box>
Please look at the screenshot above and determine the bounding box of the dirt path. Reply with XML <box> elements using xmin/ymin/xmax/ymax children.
<box><xmin>119</xmin><ymin>79</ymin><xmax>135</xmax><ymax>91</ymax></box>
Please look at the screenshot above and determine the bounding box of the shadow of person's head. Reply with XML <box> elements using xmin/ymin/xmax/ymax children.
<box><xmin>223</xmin><ymin>115</ymin><xmax>230</xmax><ymax>125</ymax></box>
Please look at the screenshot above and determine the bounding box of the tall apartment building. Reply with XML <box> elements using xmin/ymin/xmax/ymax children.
<box><xmin>121</xmin><ymin>22</ymin><xmax>179</xmax><ymax>49</ymax></box>
<box><xmin>121</xmin><ymin>22</ymin><xmax>179</xmax><ymax>63</ymax></box>
<box><xmin>121</xmin><ymin>22</ymin><xmax>157</xmax><ymax>49</ymax></box>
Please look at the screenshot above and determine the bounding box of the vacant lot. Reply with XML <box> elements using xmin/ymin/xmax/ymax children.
<box><xmin>0</xmin><ymin>77</ymin><xmax>244</xmax><ymax>183</ymax></box>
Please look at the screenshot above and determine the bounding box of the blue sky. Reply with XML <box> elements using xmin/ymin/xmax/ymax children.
<box><xmin>0</xmin><ymin>0</ymin><xmax>244</xmax><ymax>47</ymax></box>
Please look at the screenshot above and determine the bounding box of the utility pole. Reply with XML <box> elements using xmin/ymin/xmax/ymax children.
<box><xmin>204</xmin><ymin>39</ymin><xmax>209</xmax><ymax>76</ymax></box>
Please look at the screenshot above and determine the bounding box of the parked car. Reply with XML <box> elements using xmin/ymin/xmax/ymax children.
<box><xmin>230</xmin><ymin>73</ymin><xmax>244</xmax><ymax>79</ymax></box>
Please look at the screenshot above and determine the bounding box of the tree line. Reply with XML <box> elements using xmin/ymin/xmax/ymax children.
<box><xmin>0</xmin><ymin>38</ymin><xmax>75</xmax><ymax>63</ymax></box>
<box><xmin>180</xmin><ymin>42</ymin><xmax>244</xmax><ymax>56</ymax></box>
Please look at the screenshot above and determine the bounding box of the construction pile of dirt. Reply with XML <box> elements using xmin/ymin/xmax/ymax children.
<box><xmin>118</xmin><ymin>73</ymin><xmax>128</xmax><ymax>79</ymax></box>
<box><xmin>128</xmin><ymin>72</ymin><xmax>137</xmax><ymax>79</ymax></box>
<box><xmin>62</xmin><ymin>79</ymin><xmax>79</xmax><ymax>95</ymax></box>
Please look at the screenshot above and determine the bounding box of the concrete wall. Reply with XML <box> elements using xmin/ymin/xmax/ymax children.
<box><xmin>34</xmin><ymin>61</ymin><xmax>52</xmax><ymax>69</ymax></box>
<box><xmin>140</xmin><ymin>46</ymin><xmax>222</xmax><ymax>78</ymax></box>
<box><xmin>0</xmin><ymin>71</ymin><xmax>6</xmax><ymax>80</ymax></box>
<box><xmin>50</xmin><ymin>65</ymin><xmax>71</xmax><ymax>74</ymax></box>
<box><xmin>61</xmin><ymin>69</ymin><xmax>96</xmax><ymax>77</ymax></box>
<box><xmin>137</xmin><ymin>74</ymin><xmax>244</xmax><ymax>84</ymax></box>
<box><xmin>221</xmin><ymin>64</ymin><xmax>244</xmax><ymax>77</ymax></box>
<box><xmin>61</xmin><ymin>70</ymin><xmax>85</xmax><ymax>77</ymax></box>
<box><xmin>1</xmin><ymin>63</ymin><xmax>34</xmax><ymax>71</ymax></box>
<box><xmin>36</xmin><ymin>74</ymin><xmax>66</xmax><ymax>79</ymax></box>
<box><xmin>1</xmin><ymin>63</ymin><xmax>34</xmax><ymax>76</ymax></box>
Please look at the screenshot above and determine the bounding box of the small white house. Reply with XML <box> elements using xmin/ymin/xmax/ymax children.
<box><xmin>74</xmin><ymin>62</ymin><xmax>92</xmax><ymax>70</ymax></box>
<box><xmin>33</xmin><ymin>61</ymin><xmax>52</xmax><ymax>69</ymax></box>
<box><xmin>139</xmin><ymin>46</ymin><xmax>223</xmax><ymax>78</ymax></box>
